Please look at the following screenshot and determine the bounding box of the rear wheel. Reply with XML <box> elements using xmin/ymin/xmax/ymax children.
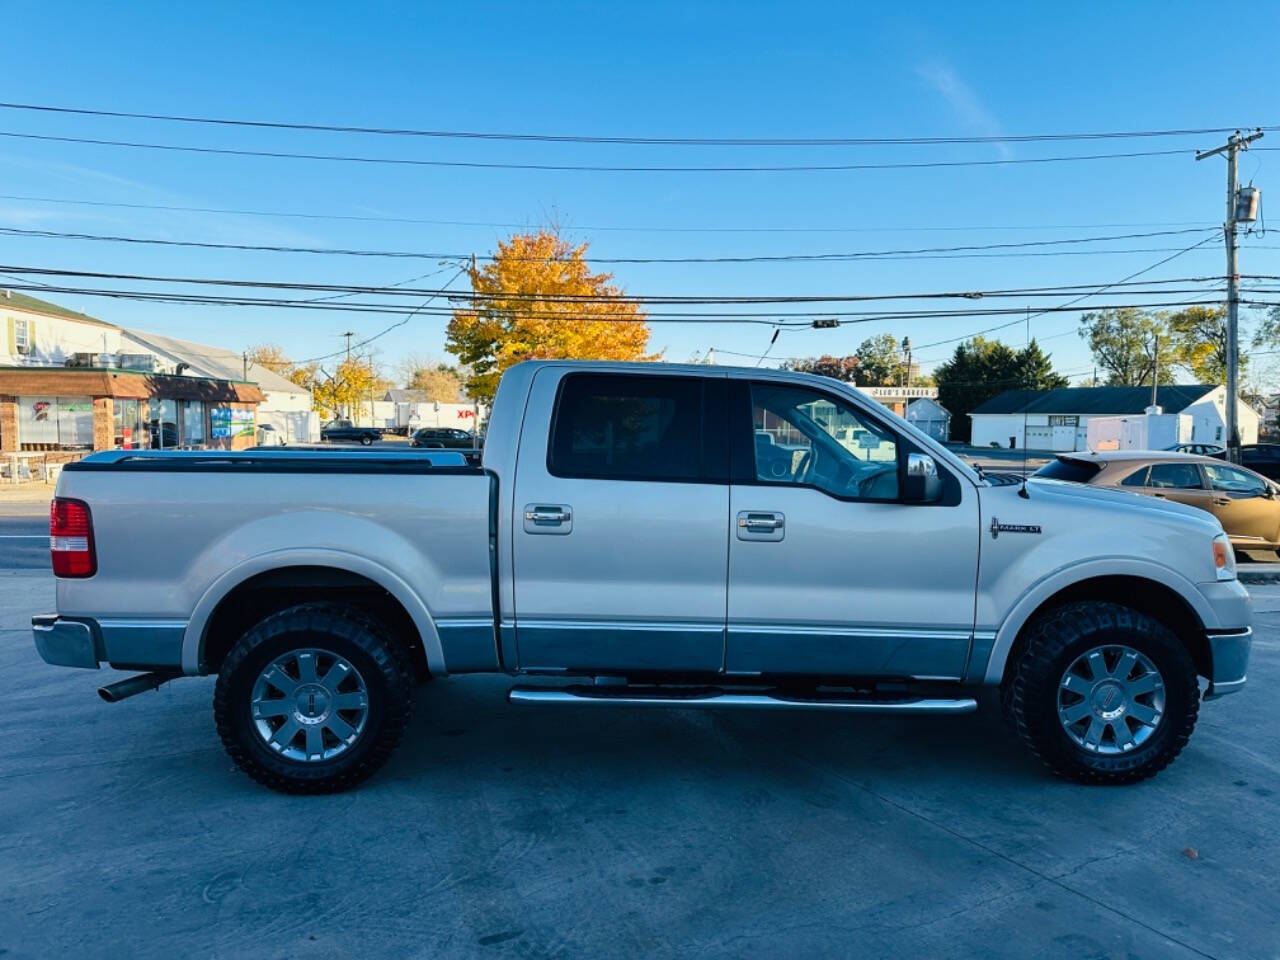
<box><xmin>214</xmin><ymin>602</ymin><xmax>413</xmax><ymax>793</ymax></box>
<box><xmin>360</xmin><ymin>435</ymin><xmax>374</xmax><ymax>446</ymax></box>
<box><xmin>1004</xmin><ymin>601</ymin><xmax>1199</xmax><ymax>784</ymax></box>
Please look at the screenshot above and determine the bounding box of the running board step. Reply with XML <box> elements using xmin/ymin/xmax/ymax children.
<box><xmin>508</xmin><ymin>685</ymin><xmax>977</xmax><ymax>714</ymax></box>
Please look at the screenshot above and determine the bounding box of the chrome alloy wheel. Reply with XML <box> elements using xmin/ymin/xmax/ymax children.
<box><xmin>1057</xmin><ymin>644</ymin><xmax>1165</xmax><ymax>754</ymax></box>
<box><xmin>250</xmin><ymin>649</ymin><xmax>369</xmax><ymax>762</ymax></box>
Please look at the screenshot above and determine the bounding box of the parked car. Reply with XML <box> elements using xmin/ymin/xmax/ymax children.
<box><xmin>1171</xmin><ymin>443</ymin><xmax>1226</xmax><ymax>458</ymax></box>
<box><xmin>410</xmin><ymin>427</ymin><xmax>476</xmax><ymax>449</ymax></box>
<box><xmin>1036</xmin><ymin>450</ymin><xmax>1280</xmax><ymax>553</ymax></box>
<box><xmin>33</xmin><ymin>361</ymin><xmax>1250</xmax><ymax>793</ymax></box>
<box><xmin>320</xmin><ymin>419</ymin><xmax>381</xmax><ymax>445</ymax></box>
<box><xmin>1240</xmin><ymin>443</ymin><xmax>1280</xmax><ymax>481</ymax></box>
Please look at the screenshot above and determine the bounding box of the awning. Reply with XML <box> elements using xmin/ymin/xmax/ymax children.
<box><xmin>0</xmin><ymin>367</ymin><xmax>263</xmax><ymax>403</ymax></box>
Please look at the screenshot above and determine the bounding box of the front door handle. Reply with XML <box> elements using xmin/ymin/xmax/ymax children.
<box><xmin>526</xmin><ymin>508</ymin><xmax>570</xmax><ymax>524</ymax></box>
<box><xmin>736</xmin><ymin>510</ymin><xmax>785</xmax><ymax>541</ymax></box>
<box><xmin>1213</xmin><ymin>498</ymin><xmax>1231</xmax><ymax>506</ymax></box>
<box><xmin>523</xmin><ymin>503</ymin><xmax>573</xmax><ymax>535</ymax></box>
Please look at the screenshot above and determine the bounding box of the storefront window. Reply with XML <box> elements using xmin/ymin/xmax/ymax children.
<box><xmin>149</xmin><ymin>397</ymin><xmax>178</xmax><ymax>449</ymax></box>
<box><xmin>17</xmin><ymin>396</ymin><xmax>94</xmax><ymax>449</ymax></box>
<box><xmin>182</xmin><ymin>400</ymin><xmax>205</xmax><ymax>447</ymax></box>
<box><xmin>56</xmin><ymin>398</ymin><xmax>94</xmax><ymax>448</ymax></box>
<box><xmin>113</xmin><ymin>398</ymin><xmax>145</xmax><ymax>449</ymax></box>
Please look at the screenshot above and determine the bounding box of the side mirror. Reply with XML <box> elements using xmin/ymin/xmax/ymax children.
<box><xmin>905</xmin><ymin>452</ymin><xmax>942</xmax><ymax>503</ymax></box>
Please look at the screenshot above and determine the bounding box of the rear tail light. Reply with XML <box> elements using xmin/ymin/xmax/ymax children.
<box><xmin>50</xmin><ymin>497</ymin><xmax>96</xmax><ymax>577</ymax></box>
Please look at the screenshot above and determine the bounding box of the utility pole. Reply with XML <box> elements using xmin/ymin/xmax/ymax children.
<box><xmin>1197</xmin><ymin>128</ymin><xmax>1264</xmax><ymax>463</ymax></box>
<box><xmin>1150</xmin><ymin>334</ymin><xmax>1159</xmax><ymax>410</ymax></box>
<box><xmin>338</xmin><ymin>332</ymin><xmax>356</xmax><ymax>420</ymax></box>
<box><xmin>242</xmin><ymin>351</ymin><xmax>248</xmax><ymax>381</ymax></box>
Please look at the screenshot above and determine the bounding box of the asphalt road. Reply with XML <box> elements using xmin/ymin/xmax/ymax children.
<box><xmin>0</xmin><ymin>517</ymin><xmax>47</xmax><ymax>570</ymax></box>
<box><xmin>2</xmin><ymin>571</ymin><xmax>1278</xmax><ymax>960</ymax></box>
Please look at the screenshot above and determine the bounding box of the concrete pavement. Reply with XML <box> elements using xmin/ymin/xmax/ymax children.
<box><xmin>0</xmin><ymin>517</ymin><xmax>48</xmax><ymax>570</ymax></box>
<box><xmin>1</xmin><ymin>570</ymin><xmax>1278</xmax><ymax>959</ymax></box>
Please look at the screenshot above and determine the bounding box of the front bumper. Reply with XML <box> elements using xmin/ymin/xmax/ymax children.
<box><xmin>32</xmin><ymin>614</ymin><xmax>99</xmax><ymax>669</ymax></box>
<box><xmin>1204</xmin><ymin>627</ymin><xmax>1251</xmax><ymax>699</ymax></box>
<box><xmin>1197</xmin><ymin>579</ymin><xmax>1252</xmax><ymax>699</ymax></box>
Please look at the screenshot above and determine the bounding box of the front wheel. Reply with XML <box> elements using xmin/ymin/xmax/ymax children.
<box><xmin>214</xmin><ymin>603</ymin><xmax>413</xmax><ymax>793</ymax></box>
<box><xmin>1004</xmin><ymin>601</ymin><xmax>1199</xmax><ymax>785</ymax></box>
<box><xmin>360</xmin><ymin>435</ymin><xmax>374</xmax><ymax>446</ymax></box>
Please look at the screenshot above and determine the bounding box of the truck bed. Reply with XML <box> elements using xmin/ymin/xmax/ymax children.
<box><xmin>55</xmin><ymin>449</ymin><xmax>495</xmax><ymax>675</ymax></box>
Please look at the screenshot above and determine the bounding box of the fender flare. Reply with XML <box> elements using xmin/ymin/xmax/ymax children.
<box><xmin>981</xmin><ymin>557</ymin><xmax>1214</xmax><ymax>685</ymax></box>
<box><xmin>181</xmin><ymin>548</ymin><xmax>447</xmax><ymax>677</ymax></box>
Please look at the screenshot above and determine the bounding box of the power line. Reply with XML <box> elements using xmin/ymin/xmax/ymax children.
<box><xmin>0</xmin><ymin>281</ymin><xmax>1241</xmax><ymax>324</ymax></box>
<box><xmin>0</xmin><ymin>262</ymin><xmax>1233</xmax><ymax>306</ymax></box>
<box><xmin>0</xmin><ymin>102</ymin><xmax>1271</xmax><ymax>147</ymax></box>
<box><xmin>0</xmin><ymin>129</ymin><xmax>1203</xmax><ymax>173</ymax></box>
<box><xmin>0</xmin><ymin>192</ymin><xmax>1222</xmax><ymax>234</ymax></box>
<box><xmin>0</xmin><ymin>223</ymin><xmax>1225</xmax><ymax>264</ymax></box>
<box><xmin>289</xmin><ymin>266</ymin><xmax>469</xmax><ymax>365</ymax></box>
<box><xmin>912</xmin><ymin>233</ymin><xmax>1225</xmax><ymax>361</ymax></box>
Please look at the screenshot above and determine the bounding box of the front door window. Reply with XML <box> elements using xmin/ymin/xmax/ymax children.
<box><xmin>750</xmin><ymin>383</ymin><xmax>898</xmax><ymax>500</ymax></box>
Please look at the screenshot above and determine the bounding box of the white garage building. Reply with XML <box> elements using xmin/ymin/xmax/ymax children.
<box><xmin>969</xmin><ymin>384</ymin><xmax>1259</xmax><ymax>452</ymax></box>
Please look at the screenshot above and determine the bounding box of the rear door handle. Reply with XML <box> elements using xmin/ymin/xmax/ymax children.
<box><xmin>737</xmin><ymin>510</ymin><xmax>785</xmax><ymax>541</ymax></box>
<box><xmin>523</xmin><ymin>503</ymin><xmax>573</xmax><ymax>535</ymax></box>
<box><xmin>1213</xmin><ymin>498</ymin><xmax>1232</xmax><ymax>506</ymax></box>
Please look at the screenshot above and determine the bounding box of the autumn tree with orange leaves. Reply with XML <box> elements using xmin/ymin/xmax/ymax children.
<box><xmin>446</xmin><ymin>230</ymin><xmax>656</xmax><ymax>402</ymax></box>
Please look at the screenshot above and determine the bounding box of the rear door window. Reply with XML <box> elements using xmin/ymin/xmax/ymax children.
<box><xmin>1147</xmin><ymin>464</ymin><xmax>1205</xmax><ymax>489</ymax></box>
<box><xmin>549</xmin><ymin>373</ymin><xmax>720</xmax><ymax>482</ymax></box>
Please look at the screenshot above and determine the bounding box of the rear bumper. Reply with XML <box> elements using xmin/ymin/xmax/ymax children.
<box><xmin>32</xmin><ymin>614</ymin><xmax>99</xmax><ymax>669</ymax></box>
<box><xmin>32</xmin><ymin>615</ymin><xmax>185</xmax><ymax>671</ymax></box>
<box><xmin>1204</xmin><ymin>627</ymin><xmax>1252</xmax><ymax>699</ymax></box>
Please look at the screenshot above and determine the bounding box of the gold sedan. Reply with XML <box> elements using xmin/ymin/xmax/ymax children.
<box><xmin>1036</xmin><ymin>450</ymin><xmax>1280</xmax><ymax>554</ymax></box>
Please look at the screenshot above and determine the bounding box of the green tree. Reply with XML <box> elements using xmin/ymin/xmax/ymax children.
<box><xmin>1018</xmin><ymin>339</ymin><xmax>1069</xmax><ymax>391</ymax></box>
<box><xmin>853</xmin><ymin>334</ymin><xmax>905</xmax><ymax>386</ymax></box>
<box><xmin>933</xmin><ymin>337</ymin><xmax>1068</xmax><ymax>443</ymax></box>
<box><xmin>1166</xmin><ymin>306</ymin><xmax>1233</xmax><ymax>384</ymax></box>
<box><xmin>781</xmin><ymin>354</ymin><xmax>859</xmax><ymax>382</ymax></box>
<box><xmin>1079</xmin><ymin>308</ymin><xmax>1176</xmax><ymax>386</ymax></box>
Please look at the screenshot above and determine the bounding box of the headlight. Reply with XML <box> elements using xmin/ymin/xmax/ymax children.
<box><xmin>1213</xmin><ymin>533</ymin><xmax>1237</xmax><ymax>581</ymax></box>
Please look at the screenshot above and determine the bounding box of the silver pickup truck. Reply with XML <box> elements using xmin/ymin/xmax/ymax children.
<box><xmin>33</xmin><ymin>361</ymin><xmax>1252</xmax><ymax>793</ymax></box>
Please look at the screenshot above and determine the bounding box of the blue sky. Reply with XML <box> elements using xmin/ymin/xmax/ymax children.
<box><xmin>1</xmin><ymin>0</ymin><xmax>1278</xmax><ymax>383</ymax></box>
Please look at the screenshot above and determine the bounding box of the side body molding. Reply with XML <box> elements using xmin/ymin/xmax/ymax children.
<box><xmin>182</xmin><ymin>548</ymin><xmax>447</xmax><ymax>677</ymax></box>
<box><xmin>981</xmin><ymin>557</ymin><xmax>1216</xmax><ymax>685</ymax></box>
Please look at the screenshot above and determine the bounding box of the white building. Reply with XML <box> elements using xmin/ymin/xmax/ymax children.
<box><xmin>969</xmin><ymin>384</ymin><xmax>1259</xmax><ymax>452</ymax></box>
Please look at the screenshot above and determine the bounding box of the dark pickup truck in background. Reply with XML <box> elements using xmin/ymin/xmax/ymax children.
<box><xmin>319</xmin><ymin>419</ymin><xmax>382</xmax><ymax>445</ymax></box>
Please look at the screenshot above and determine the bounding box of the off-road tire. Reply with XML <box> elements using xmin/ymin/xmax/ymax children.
<box><xmin>1005</xmin><ymin>601</ymin><xmax>1199</xmax><ymax>785</ymax></box>
<box><xmin>214</xmin><ymin>602</ymin><xmax>413</xmax><ymax>794</ymax></box>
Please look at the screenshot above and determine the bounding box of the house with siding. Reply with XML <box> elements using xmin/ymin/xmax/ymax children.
<box><xmin>0</xmin><ymin>291</ymin><xmax>304</xmax><ymax>452</ymax></box>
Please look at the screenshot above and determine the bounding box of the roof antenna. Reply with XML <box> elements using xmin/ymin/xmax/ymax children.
<box><xmin>1019</xmin><ymin>305</ymin><xmax>1031</xmax><ymax>499</ymax></box>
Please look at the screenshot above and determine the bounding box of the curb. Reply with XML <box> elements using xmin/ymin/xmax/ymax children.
<box><xmin>1238</xmin><ymin>564</ymin><xmax>1280</xmax><ymax>584</ymax></box>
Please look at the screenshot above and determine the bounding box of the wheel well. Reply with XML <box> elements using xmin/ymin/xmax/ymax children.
<box><xmin>1001</xmin><ymin>575</ymin><xmax>1212</xmax><ymax>686</ymax></box>
<box><xmin>201</xmin><ymin>566</ymin><xmax>428</xmax><ymax>679</ymax></box>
